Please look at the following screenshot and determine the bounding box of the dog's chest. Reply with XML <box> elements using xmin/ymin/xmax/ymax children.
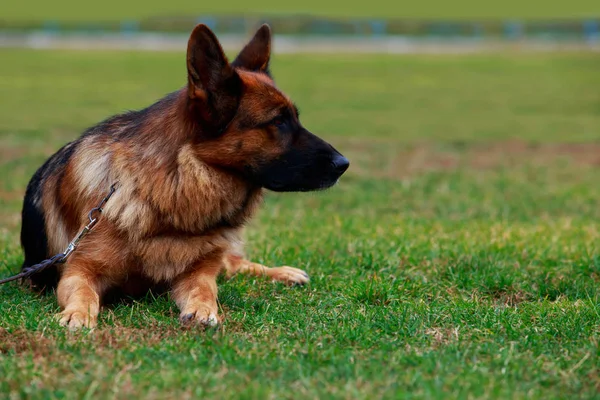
<box><xmin>155</xmin><ymin>182</ymin><xmax>260</xmax><ymax>234</ymax></box>
<box><xmin>133</xmin><ymin>229</ymin><xmax>231</xmax><ymax>281</ymax></box>
<box><xmin>128</xmin><ymin>187</ymin><xmax>261</xmax><ymax>282</ymax></box>
<box><xmin>103</xmin><ymin>148</ymin><xmax>262</xmax><ymax>281</ymax></box>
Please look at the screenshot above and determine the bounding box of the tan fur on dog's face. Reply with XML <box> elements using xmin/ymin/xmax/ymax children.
<box><xmin>191</xmin><ymin>70</ymin><xmax>295</xmax><ymax>169</ymax></box>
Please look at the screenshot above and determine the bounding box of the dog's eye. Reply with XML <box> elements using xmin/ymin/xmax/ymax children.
<box><xmin>272</xmin><ymin>116</ymin><xmax>287</xmax><ymax>129</ymax></box>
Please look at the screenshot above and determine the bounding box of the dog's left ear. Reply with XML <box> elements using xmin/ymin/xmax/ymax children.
<box><xmin>232</xmin><ymin>24</ymin><xmax>272</xmax><ymax>74</ymax></box>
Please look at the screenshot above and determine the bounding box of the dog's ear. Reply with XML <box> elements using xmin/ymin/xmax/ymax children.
<box><xmin>232</xmin><ymin>24</ymin><xmax>272</xmax><ymax>74</ymax></box>
<box><xmin>187</xmin><ymin>24</ymin><xmax>241</xmax><ymax>131</ymax></box>
<box><xmin>187</xmin><ymin>24</ymin><xmax>239</xmax><ymax>99</ymax></box>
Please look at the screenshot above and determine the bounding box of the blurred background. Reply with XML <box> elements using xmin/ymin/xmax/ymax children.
<box><xmin>1</xmin><ymin>0</ymin><xmax>599</xmax><ymax>51</ymax></box>
<box><xmin>1</xmin><ymin>1</ymin><xmax>600</xmax><ymax>246</ymax></box>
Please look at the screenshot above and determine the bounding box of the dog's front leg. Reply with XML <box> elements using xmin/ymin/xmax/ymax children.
<box><xmin>57</xmin><ymin>259</ymin><xmax>106</xmax><ymax>329</ymax></box>
<box><xmin>172</xmin><ymin>252</ymin><xmax>223</xmax><ymax>327</ymax></box>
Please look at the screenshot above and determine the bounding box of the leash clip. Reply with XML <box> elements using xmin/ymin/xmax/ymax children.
<box><xmin>60</xmin><ymin>182</ymin><xmax>119</xmax><ymax>262</ymax></box>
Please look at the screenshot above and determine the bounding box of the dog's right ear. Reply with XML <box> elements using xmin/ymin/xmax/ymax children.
<box><xmin>186</xmin><ymin>24</ymin><xmax>241</xmax><ymax>131</ymax></box>
<box><xmin>187</xmin><ymin>24</ymin><xmax>237</xmax><ymax>100</ymax></box>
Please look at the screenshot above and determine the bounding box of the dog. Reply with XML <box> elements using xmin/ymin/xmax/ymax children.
<box><xmin>19</xmin><ymin>24</ymin><xmax>349</xmax><ymax>329</ymax></box>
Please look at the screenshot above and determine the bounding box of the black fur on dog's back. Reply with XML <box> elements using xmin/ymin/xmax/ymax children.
<box><xmin>21</xmin><ymin>142</ymin><xmax>78</xmax><ymax>290</ymax></box>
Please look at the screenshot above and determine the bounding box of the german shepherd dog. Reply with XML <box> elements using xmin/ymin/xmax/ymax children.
<box><xmin>20</xmin><ymin>24</ymin><xmax>349</xmax><ymax>329</ymax></box>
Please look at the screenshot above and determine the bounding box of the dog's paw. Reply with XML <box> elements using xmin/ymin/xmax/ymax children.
<box><xmin>57</xmin><ymin>310</ymin><xmax>97</xmax><ymax>330</ymax></box>
<box><xmin>180</xmin><ymin>307</ymin><xmax>220</xmax><ymax>328</ymax></box>
<box><xmin>269</xmin><ymin>266</ymin><xmax>310</xmax><ymax>286</ymax></box>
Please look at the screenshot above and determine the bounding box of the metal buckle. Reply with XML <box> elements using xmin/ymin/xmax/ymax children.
<box><xmin>60</xmin><ymin>182</ymin><xmax>118</xmax><ymax>262</ymax></box>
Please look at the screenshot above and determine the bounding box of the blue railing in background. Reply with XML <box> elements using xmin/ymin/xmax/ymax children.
<box><xmin>1</xmin><ymin>15</ymin><xmax>599</xmax><ymax>41</ymax></box>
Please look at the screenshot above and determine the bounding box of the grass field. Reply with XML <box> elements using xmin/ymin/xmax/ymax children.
<box><xmin>1</xmin><ymin>49</ymin><xmax>600</xmax><ymax>398</ymax></box>
<box><xmin>3</xmin><ymin>0</ymin><xmax>600</xmax><ymax>21</ymax></box>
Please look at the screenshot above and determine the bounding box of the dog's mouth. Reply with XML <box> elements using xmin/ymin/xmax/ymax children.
<box><xmin>266</xmin><ymin>177</ymin><xmax>341</xmax><ymax>193</ymax></box>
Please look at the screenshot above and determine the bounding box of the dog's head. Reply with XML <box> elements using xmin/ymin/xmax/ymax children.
<box><xmin>186</xmin><ymin>24</ymin><xmax>349</xmax><ymax>192</ymax></box>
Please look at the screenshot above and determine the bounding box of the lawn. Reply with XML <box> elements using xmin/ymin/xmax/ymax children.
<box><xmin>3</xmin><ymin>0</ymin><xmax>600</xmax><ymax>21</ymax></box>
<box><xmin>1</xmin><ymin>49</ymin><xmax>600</xmax><ymax>398</ymax></box>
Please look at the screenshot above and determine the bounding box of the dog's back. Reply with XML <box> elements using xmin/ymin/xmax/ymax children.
<box><xmin>21</xmin><ymin>142</ymin><xmax>77</xmax><ymax>289</ymax></box>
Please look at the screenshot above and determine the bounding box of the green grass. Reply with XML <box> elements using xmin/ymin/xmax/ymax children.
<box><xmin>3</xmin><ymin>0</ymin><xmax>600</xmax><ymax>21</ymax></box>
<box><xmin>1</xmin><ymin>49</ymin><xmax>600</xmax><ymax>398</ymax></box>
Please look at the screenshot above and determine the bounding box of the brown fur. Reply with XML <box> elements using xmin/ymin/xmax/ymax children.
<box><xmin>21</xmin><ymin>24</ymin><xmax>347</xmax><ymax>329</ymax></box>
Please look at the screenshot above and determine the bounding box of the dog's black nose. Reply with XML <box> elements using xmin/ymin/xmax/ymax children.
<box><xmin>332</xmin><ymin>155</ymin><xmax>350</xmax><ymax>175</ymax></box>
